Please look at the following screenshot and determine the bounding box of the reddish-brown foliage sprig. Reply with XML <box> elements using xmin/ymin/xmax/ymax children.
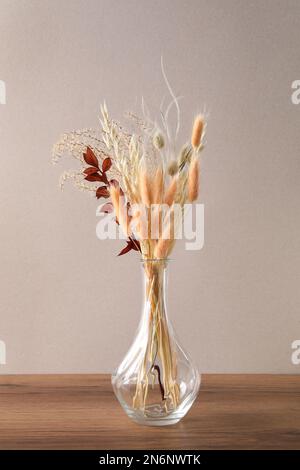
<box><xmin>83</xmin><ymin>147</ymin><xmax>110</xmax><ymax>191</ymax></box>
<box><xmin>82</xmin><ymin>146</ymin><xmax>139</xmax><ymax>258</ymax></box>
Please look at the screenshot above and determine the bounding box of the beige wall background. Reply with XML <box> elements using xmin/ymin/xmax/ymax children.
<box><xmin>0</xmin><ymin>0</ymin><xmax>299</xmax><ymax>373</ymax></box>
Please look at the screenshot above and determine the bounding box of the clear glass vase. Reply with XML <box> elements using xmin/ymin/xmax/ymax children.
<box><xmin>112</xmin><ymin>259</ymin><xmax>200</xmax><ymax>426</ymax></box>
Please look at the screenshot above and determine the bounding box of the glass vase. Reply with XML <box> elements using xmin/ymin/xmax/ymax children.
<box><xmin>112</xmin><ymin>259</ymin><xmax>200</xmax><ymax>426</ymax></box>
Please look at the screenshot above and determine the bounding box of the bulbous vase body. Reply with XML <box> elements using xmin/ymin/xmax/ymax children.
<box><xmin>112</xmin><ymin>259</ymin><xmax>200</xmax><ymax>426</ymax></box>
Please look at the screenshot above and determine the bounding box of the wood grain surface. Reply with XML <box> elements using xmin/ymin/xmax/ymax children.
<box><xmin>0</xmin><ymin>374</ymin><xmax>299</xmax><ymax>450</ymax></box>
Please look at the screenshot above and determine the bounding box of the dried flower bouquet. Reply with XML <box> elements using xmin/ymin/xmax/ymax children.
<box><xmin>53</xmin><ymin>87</ymin><xmax>206</xmax><ymax>423</ymax></box>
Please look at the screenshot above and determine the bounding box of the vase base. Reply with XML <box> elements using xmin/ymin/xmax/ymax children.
<box><xmin>123</xmin><ymin>404</ymin><xmax>184</xmax><ymax>427</ymax></box>
<box><xmin>128</xmin><ymin>413</ymin><xmax>181</xmax><ymax>427</ymax></box>
<box><xmin>131</xmin><ymin>417</ymin><xmax>181</xmax><ymax>427</ymax></box>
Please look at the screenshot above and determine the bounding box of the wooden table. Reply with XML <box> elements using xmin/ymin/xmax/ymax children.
<box><xmin>0</xmin><ymin>374</ymin><xmax>299</xmax><ymax>450</ymax></box>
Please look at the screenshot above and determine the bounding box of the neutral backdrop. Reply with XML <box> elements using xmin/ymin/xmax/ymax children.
<box><xmin>0</xmin><ymin>0</ymin><xmax>299</xmax><ymax>373</ymax></box>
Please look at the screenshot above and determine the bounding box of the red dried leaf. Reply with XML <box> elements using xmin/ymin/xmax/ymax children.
<box><xmin>85</xmin><ymin>174</ymin><xmax>102</xmax><ymax>182</ymax></box>
<box><xmin>100</xmin><ymin>202</ymin><xmax>113</xmax><ymax>213</ymax></box>
<box><xmin>96</xmin><ymin>186</ymin><xmax>110</xmax><ymax>199</ymax></box>
<box><xmin>84</xmin><ymin>168</ymin><xmax>107</xmax><ymax>183</ymax></box>
<box><xmin>117</xmin><ymin>238</ymin><xmax>141</xmax><ymax>256</ymax></box>
<box><xmin>83</xmin><ymin>147</ymin><xmax>99</xmax><ymax>168</ymax></box>
<box><xmin>84</xmin><ymin>167</ymin><xmax>99</xmax><ymax>176</ymax></box>
<box><xmin>102</xmin><ymin>157</ymin><xmax>112</xmax><ymax>173</ymax></box>
<box><xmin>130</xmin><ymin>238</ymin><xmax>141</xmax><ymax>252</ymax></box>
<box><xmin>118</xmin><ymin>242</ymin><xmax>133</xmax><ymax>256</ymax></box>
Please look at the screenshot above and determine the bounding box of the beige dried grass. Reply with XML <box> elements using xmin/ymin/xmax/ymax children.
<box><xmin>187</xmin><ymin>156</ymin><xmax>199</xmax><ymax>202</ymax></box>
<box><xmin>154</xmin><ymin>209</ymin><xmax>175</xmax><ymax>259</ymax></box>
<box><xmin>164</xmin><ymin>176</ymin><xmax>177</xmax><ymax>206</ymax></box>
<box><xmin>110</xmin><ymin>185</ymin><xmax>131</xmax><ymax>237</ymax></box>
<box><xmin>152</xmin><ymin>167</ymin><xmax>164</xmax><ymax>204</ymax></box>
<box><xmin>191</xmin><ymin>115</ymin><xmax>204</xmax><ymax>149</ymax></box>
<box><xmin>139</xmin><ymin>170</ymin><xmax>153</xmax><ymax>208</ymax></box>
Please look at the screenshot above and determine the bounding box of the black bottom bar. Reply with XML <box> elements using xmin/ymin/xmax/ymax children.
<box><xmin>0</xmin><ymin>450</ymin><xmax>299</xmax><ymax>467</ymax></box>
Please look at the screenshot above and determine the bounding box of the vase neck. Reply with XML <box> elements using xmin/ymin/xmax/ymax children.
<box><xmin>141</xmin><ymin>259</ymin><xmax>169</xmax><ymax>322</ymax></box>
